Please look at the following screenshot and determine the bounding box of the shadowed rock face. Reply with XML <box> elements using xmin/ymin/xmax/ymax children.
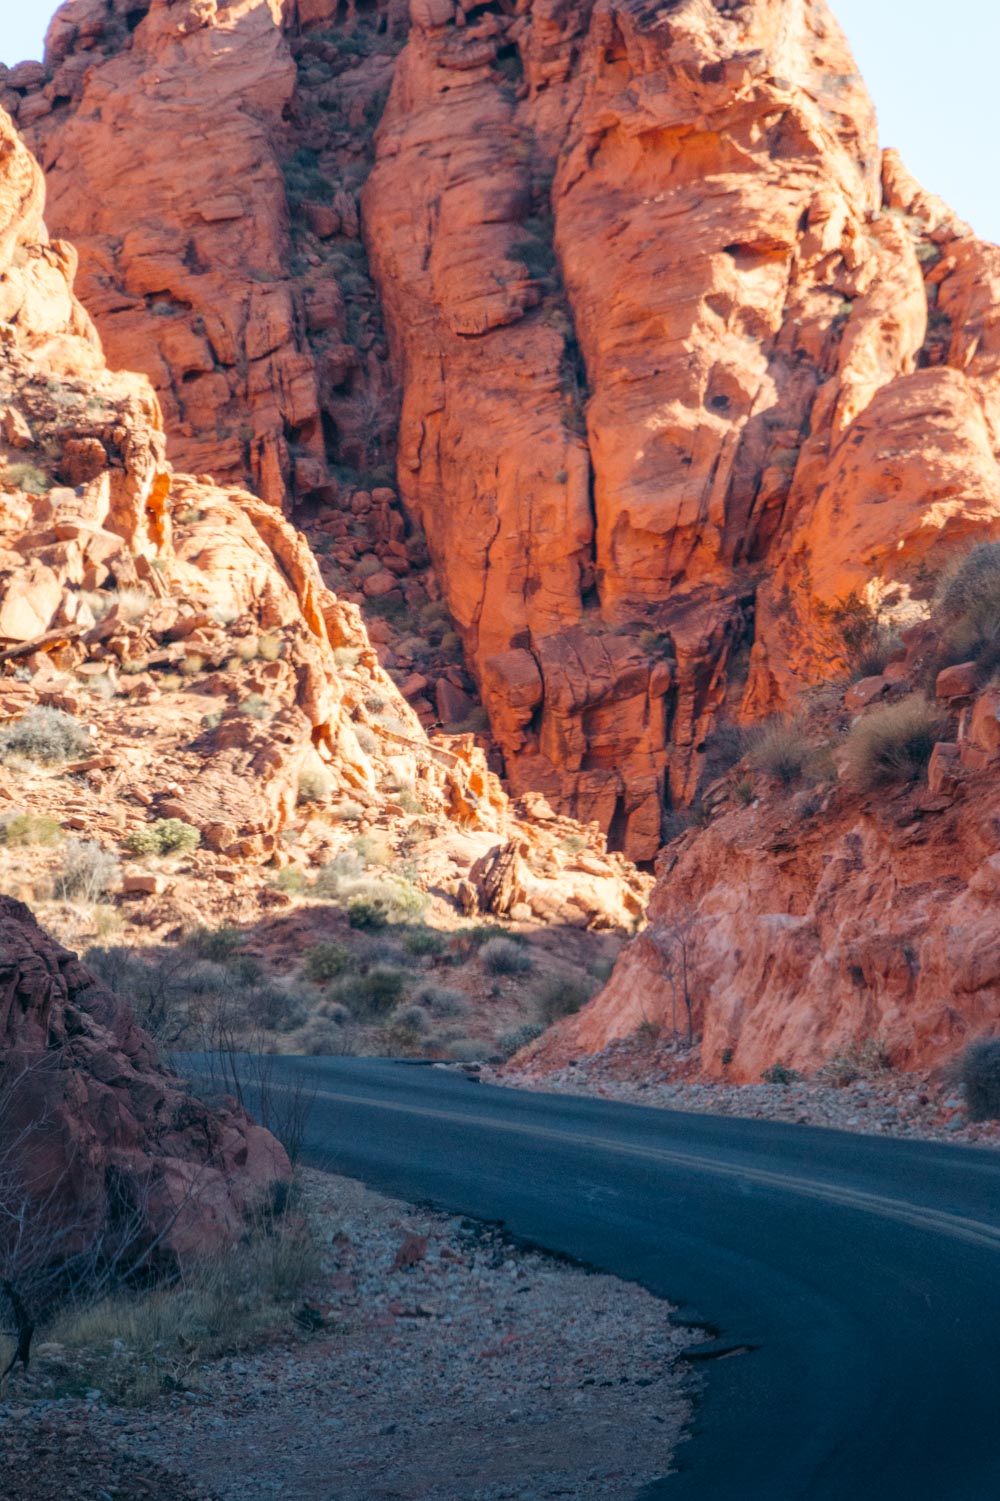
<box><xmin>0</xmin><ymin>895</ymin><xmax>291</xmax><ymax>1263</ymax></box>
<box><xmin>13</xmin><ymin>0</ymin><xmax>1000</xmax><ymax>859</ymax></box>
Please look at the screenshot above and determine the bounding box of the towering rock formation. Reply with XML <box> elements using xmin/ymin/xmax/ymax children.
<box><xmin>12</xmin><ymin>0</ymin><xmax>1000</xmax><ymax>861</ymax></box>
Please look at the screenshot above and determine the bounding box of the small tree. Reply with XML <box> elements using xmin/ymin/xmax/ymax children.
<box><xmin>650</xmin><ymin>908</ymin><xmax>699</xmax><ymax>1044</ymax></box>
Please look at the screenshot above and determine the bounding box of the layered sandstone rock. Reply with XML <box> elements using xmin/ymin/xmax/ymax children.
<box><xmin>0</xmin><ymin>101</ymin><xmax>644</xmax><ymax>935</ymax></box>
<box><xmin>0</xmin><ymin>895</ymin><xmax>290</xmax><ymax>1263</ymax></box>
<box><xmin>14</xmin><ymin>0</ymin><xmax>1000</xmax><ymax>858</ymax></box>
<box><xmin>524</xmin><ymin>631</ymin><xmax>1000</xmax><ymax>1081</ymax></box>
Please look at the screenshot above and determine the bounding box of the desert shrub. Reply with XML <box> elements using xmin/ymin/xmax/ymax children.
<box><xmin>333</xmin><ymin>647</ymin><xmax>361</xmax><ymax>669</ymax></box>
<box><xmin>297</xmin><ymin>765</ymin><xmax>333</xmax><ymax>804</ymax></box>
<box><xmin>347</xmin><ymin>897</ymin><xmax>388</xmax><ymax>931</ymax></box>
<box><xmin>273</xmin><ymin>867</ymin><xmax>307</xmax><ymax>894</ymax></box>
<box><xmin>314</xmin><ymin>850</ymin><xmax>365</xmax><ymax>896</ymax></box>
<box><xmin>818</xmin><ymin>1037</ymin><xmax>892</xmax><ymax>1087</ymax></box>
<box><xmin>351</xmin><ymin>833</ymin><xmax>392</xmax><ymax>866</ymax></box>
<box><xmin>412</xmin><ymin>982</ymin><xmax>469</xmax><ymax>1018</ymax></box>
<box><xmin>246</xmin><ymin>983</ymin><xmax>311</xmax><ymax>1034</ymax></box>
<box><xmin>936</xmin><ymin>542</ymin><xmax>1000</xmax><ymax>642</ymax></box>
<box><xmin>828</xmin><ymin>594</ymin><xmax>902</xmax><ymax>678</ymax></box>
<box><xmin>0</xmin><ymin>706</ymin><xmax>89</xmax><ymax>764</ymax></box>
<box><xmin>185</xmin><ymin>924</ymin><xmax>244</xmax><ymax>962</ymax></box>
<box><xmin>394</xmin><ymin>1004</ymin><xmax>432</xmax><ymax>1034</ymax></box>
<box><xmin>238</xmin><ymin>693</ymin><xmax>273</xmax><ymax>721</ymax></box>
<box><xmin>396</xmin><ymin>788</ymin><xmax>425</xmax><ymax>816</ymax></box>
<box><xmin>558</xmin><ymin>833</ymin><xmax>588</xmax><ymax>855</ymax></box>
<box><xmin>354</xmin><ymin>726</ymin><xmax>377</xmax><ymax>753</ymax></box>
<box><xmin>746</xmin><ymin>718</ymin><xmax>808</xmax><ymax>786</ymax></box>
<box><xmin>700</xmin><ymin>721</ymin><xmax>748</xmax><ymax>783</ymax></box>
<box><xmin>41</xmin><ymin>1208</ymin><xmax>319</xmax><ymax>1402</ymax></box>
<box><xmin>0</xmin><ymin>811</ymin><xmax>62</xmax><ymax>846</ymax></box>
<box><xmin>733</xmin><ymin>776</ymin><xmax>755</xmax><ymax>806</ymax></box>
<box><xmin>844</xmin><ymin>694</ymin><xmax>945</xmax><ymax>792</ymax></box>
<box><xmin>123</xmin><ymin>818</ymin><xmax>200</xmax><ymax>857</ymax></box>
<box><xmin>332</xmin><ymin>800</ymin><xmax>365</xmax><ymax>822</ymax></box>
<box><xmin>480</xmin><ymin>937</ymin><xmax>534</xmax><ymax>977</ymax></box>
<box><xmin>444</xmin><ymin>1037</ymin><xmax>484</xmax><ymax>1062</ymax></box>
<box><xmin>4</xmin><ymin>462</ymin><xmax>51</xmax><ymax>495</ymax></box>
<box><xmin>498</xmin><ymin>1023</ymin><xmax>545</xmax><ymax>1058</ymax></box>
<box><xmin>297</xmin><ymin>1018</ymin><xmax>352</xmax><ymax>1055</ymax></box>
<box><xmin>958</xmin><ymin>1038</ymin><xmax>1000</xmax><ymax>1121</ymax></box>
<box><xmin>761</xmin><ymin>1063</ymin><xmax>802</xmax><ymax>1085</ymax></box>
<box><xmin>334</xmin><ymin>965</ymin><xmax>407</xmax><ymax>1020</ymax></box>
<box><xmin>459</xmin><ymin>924</ymin><xmax>519</xmax><ymax>951</ymax></box>
<box><xmin>303</xmin><ymin>943</ymin><xmax>350</xmax><ymax>983</ymax></box>
<box><xmin>54</xmin><ymin>840</ymin><xmax>119</xmax><ymax>901</ymax></box>
<box><xmin>402</xmin><ymin>927</ymin><xmax>446</xmax><ymax>957</ymax></box>
<box><xmin>257</xmin><ymin>633</ymin><xmax>283</xmax><ymax>662</ymax></box>
<box><xmin>535</xmin><ymin>974</ymin><xmax>593</xmax><ymax>1025</ymax></box>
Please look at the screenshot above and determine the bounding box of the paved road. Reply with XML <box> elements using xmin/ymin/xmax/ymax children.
<box><xmin>209</xmin><ymin>1056</ymin><xmax>1000</xmax><ymax>1499</ymax></box>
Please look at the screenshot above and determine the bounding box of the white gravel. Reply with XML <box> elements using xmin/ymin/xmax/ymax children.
<box><xmin>8</xmin><ymin>1170</ymin><xmax>698</xmax><ymax>1501</ymax></box>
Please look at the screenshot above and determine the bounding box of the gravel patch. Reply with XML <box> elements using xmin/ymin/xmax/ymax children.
<box><xmin>2</xmin><ymin>1170</ymin><xmax>697</xmax><ymax>1501</ymax></box>
<box><xmin>493</xmin><ymin>1039</ymin><xmax>1000</xmax><ymax>1149</ymax></box>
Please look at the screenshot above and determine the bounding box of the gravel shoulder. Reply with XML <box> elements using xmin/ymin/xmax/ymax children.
<box><xmin>493</xmin><ymin>1038</ymin><xmax>1000</xmax><ymax>1149</ymax></box>
<box><xmin>1</xmin><ymin>1170</ymin><xmax>698</xmax><ymax>1501</ymax></box>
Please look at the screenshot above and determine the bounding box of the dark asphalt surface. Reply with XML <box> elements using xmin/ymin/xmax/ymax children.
<box><xmin>190</xmin><ymin>1056</ymin><xmax>1000</xmax><ymax>1499</ymax></box>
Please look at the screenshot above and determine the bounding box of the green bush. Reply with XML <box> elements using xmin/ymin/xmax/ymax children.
<box><xmin>0</xmin><ymin>707</ymin><xmax>90</xmax><ymax>764</ymax></box>
<box><xmin>347</xmin><ymin>897</ymin><xmax>389</xmax><ymax>931</ymax></box>
<box><xmin>186</xmin><ymin>924</ymin><xmax>244</xmax><ymax>961</ymax></box>
<box><xmin>412</xmin><ymin>982</ymin><xmax>468</xmax><ymax>1018</ymax></box>
<box><xmin>54</xmin><ymin>840</ymin><xmax>119</xmax><ymax>901</ymax></box>
<box><xmin>4</xmin><ymin>462</ymin><xmax>51</xmax><ymax>496</ymax></box>
<box><xmin>124</xmin><ymin>818</ymin><xmax>200</xmax><ymax>857</ymax></box>
<box><xmin>402</xmin><ymin>927</ymin><xmax>446</xmax><ymax>957</ymax></box>
<box><xmin>761</xmin><ymin>1063</ymin><xmax>802</xmax><ymax>1085</ymax></box>
<box><xmin>303</xmin><ymin>943</ymin><xmax>350</xmax><ymax>983</ymax></box>
<box><xmin>959</xmin><ymin>1038</ymin><xmax>1000</xmax><ymax>1121</ymax></box>
<box><xmin>480</xmin><ymin>937</ymin><xmax>534</xmax><ymax>977</ymax></box>
<box><xmin>0</xmin><ymin>811</ymin><xmax>62</xmax><ymax>846</ymax></box>
<box><xmin>844</xmin><ymin>694</ymin><xmax>945</xmax><ymax>792</ymax></box>
<box><xmin>746</xmin><ymin>718</ymin><xmax>808</xmax><ymax>786</ymax></box>
<box><xmin>335</xmin><ymin>965</ymin><xmax>407</xmax><ymax>1020</ymax></box>
<box><xmin>535</xmin><ymin>974</ymin><xmax>593</xmax><ymax>1026</ymax></box>
<box><xmin>499</xmin><ymin>1023</ymin><xmax>545</xmax><ymax>1058</ymax></box>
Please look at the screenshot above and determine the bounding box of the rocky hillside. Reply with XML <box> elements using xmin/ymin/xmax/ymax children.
<box><xmin>1</xmin><ymin>0</ymin><xmax>999</xmax><ymax>1082</ymax></box>
<box><xmin>9</xmin><ymin>0</ymin><xmax>1000</xmax><ymax>863</ymax></box>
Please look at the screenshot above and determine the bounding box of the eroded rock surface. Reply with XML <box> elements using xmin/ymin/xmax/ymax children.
<box><xmin>0</xmin><ymin>894</ymin><xmax>291</xmax><ymax>1262</ymax></box>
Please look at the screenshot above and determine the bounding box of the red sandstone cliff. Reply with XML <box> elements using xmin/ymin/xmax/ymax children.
<box><xmin>11</xmin><ymin>0</ymin><xmax>1000</xmax><ymax>859</ymax></box>
<box><xmin>4</xmin><ymin>1</ymin><xmax>1000</xmax><ymax>1079</ymax></box>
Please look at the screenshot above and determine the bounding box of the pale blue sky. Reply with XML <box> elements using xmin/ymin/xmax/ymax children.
<box><xmin>2</xmin><ymin>2</ymin><xmax>999</xmax><ymax>242</ymax></box>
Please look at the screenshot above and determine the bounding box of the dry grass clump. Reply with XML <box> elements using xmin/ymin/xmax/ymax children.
<box><xmin>746</xmin><ymin>717</ymin><xmax>808</xmax><ymax>786</ymax></box>
<box><xmin>844</xmin><ymin>694</ymin><xmax>945</xmax><ymax>792</ymax></box>
<box><xmin>54</xmin><ymin>839</ymin><xmax>120</xmax><ymax>901</ymax></box>
<box><xmin>817</xmin><ymin>1036</ymin><xmax>892</xmax><ymax>1087</ymax></box>
<box><xmin>297</xmin><ymin>763</ymin><xmax>334</xmax><ymax>804</ymax></box>
<box><xmin>959</xmin><ymin>1037</ymin><xmax>1000</xmax><ymax>1121</ymax></box>
<box><xmin>936</xmin><ymin>541</ymin><xmax>1000</xmax><ymax>647</ymax></box>
<box><xmin>0</xmin><ymin>706</ymin><xmax>90</xmax><ymax>765</ymax></box>
<box><xmin>37</xmin><ymin>1206</ymin><xmax>319</xmax><ymax>1404</ymax></box>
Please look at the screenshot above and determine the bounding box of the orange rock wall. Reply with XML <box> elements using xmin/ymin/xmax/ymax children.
<box><xmin>12</xmin><ymin>0</ymin><xmax>1000</xmax><ymax>860</ymax></box>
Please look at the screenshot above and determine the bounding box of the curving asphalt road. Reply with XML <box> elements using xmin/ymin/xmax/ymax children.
<box><xmin>201</xmin><ymin>1056</ymin><xmax>1000</xmax><ymax>1499</ymax></box>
